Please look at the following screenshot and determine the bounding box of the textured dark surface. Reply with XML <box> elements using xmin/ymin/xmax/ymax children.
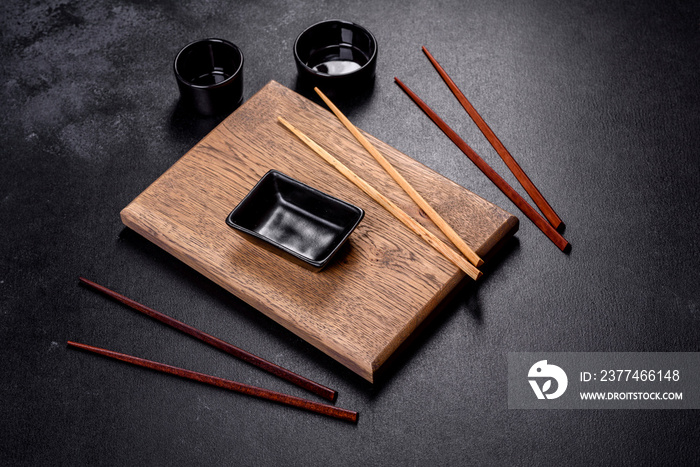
<box><xmin>2</xmin><ymin>0</ymin><xmax>699</xmax><ymax>465</ymax></box>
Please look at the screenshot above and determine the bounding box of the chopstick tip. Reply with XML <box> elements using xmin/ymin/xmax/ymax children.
<box><xmin>314</xmin><ymin>87</ymin><xmax>332</xmax><ymax>105</ymax></box>
<box><xmin>78</xmin><ymin>276</ymin><xmax>103</xmax><ymax>290</ymax></box>
<box><xmin>278</xmin><ymin>117</ymin><xmax>301</xmax><ymax>137</ymax></box>
<box><xmin>78</xmin><ymin>276</ymin><xmax>94</xmax><ymax>287</ymax></box>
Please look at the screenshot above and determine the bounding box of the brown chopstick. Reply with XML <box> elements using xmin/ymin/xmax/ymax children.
<box><xmin>277</xmin><ymin>117</ymin><xmax>483</xmax><ymax>280</ymax></box>
<box><xmin>394</xmin><ymin>78</ymin><xmax>571</xmax><ymax>252</ymax></box>
<box><xmin>313</xmin><ymin>87</ymin><xmax>484</xmax><ymax>268</ymax></box>
<box><xmin>422</xmin><ymin>46</ymin><xmax>565</xmax><ymax>231</ymax></box>
<box><xmin>78</xmin><ymin>277</ymin><xmax>337</xmax><ymax>402</ymax></box>
<box><xmin>67</xmin><ymin>341</ymin><xmax>358</xmax><ymax>423</ymax></box>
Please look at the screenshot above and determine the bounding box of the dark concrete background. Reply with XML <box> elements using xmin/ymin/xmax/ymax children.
<box><xmin>2</xmin><ymin>0</ymin><xmax>699</xmax><ymax>465</ymax></box>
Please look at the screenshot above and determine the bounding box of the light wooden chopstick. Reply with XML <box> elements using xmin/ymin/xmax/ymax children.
<box><xmin>278</xmin><ymin>116</ymin><xmax>482</xmax><ymax>281</ymax></box>
<box><xmin>313</xmin><ymin>87</ymin><xmax>484</xmax><ymax>268</ymax></box>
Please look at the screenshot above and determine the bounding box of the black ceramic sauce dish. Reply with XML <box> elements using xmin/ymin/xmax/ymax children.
<box><xmin>294</xmin><ymin>20</ymin><xmax>377</xmax><ymax>90</ymax></box>
<box><xmin>226</xmin><ymin>170</ymin><xmax>365</xmax><ymax>271</ymax></box>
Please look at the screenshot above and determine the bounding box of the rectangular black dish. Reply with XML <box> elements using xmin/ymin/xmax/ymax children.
<box><xmin>226</xmin><ymin>170</ymin><xmax>365</xmax><ymax>271</ymax></box>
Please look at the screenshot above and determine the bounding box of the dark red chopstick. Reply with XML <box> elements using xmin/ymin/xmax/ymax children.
<box><xmin>78</xmin><ymin>277</ymin><xmax>337</xmax><ymax>402</ymax></box>
<box><xmin>67</xmin><ymin>341</ymin><xmax>357</xmax><ymax>423</ymax></box>
<box><xmin>394</xmin><ymin>78</ymin><xmax>570</xmax><ymax>252</ymax></box>
<box><xmin>422</xmin><ymin>47</ymin><xmax>565</xmax><ymax>231</ymax></box>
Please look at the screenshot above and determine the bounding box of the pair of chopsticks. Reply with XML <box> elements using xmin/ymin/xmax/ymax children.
<box><xmin>69</xmin><ymin>277</ymin><xmax>357</xmax><ymax>423</ymax></box>
<box><xmin>395</xmin><ymin>47</ymin><xmax>570</xmax><ymax>252</ymax></box>
<box><xmin>278</xmin><ymin>89</ymin><xmax>483</xmax><ymax>281</ymax></box>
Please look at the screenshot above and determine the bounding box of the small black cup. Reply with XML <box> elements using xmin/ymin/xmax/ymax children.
<box><xmin>174</xmin><ymin>38</ymin><xmax>244</xmax><ymax>116</ymax></box>
<box><xmin>294</xmin><ymin>20</ymin><xmax>377</xmax><ymax>91</ymax></box>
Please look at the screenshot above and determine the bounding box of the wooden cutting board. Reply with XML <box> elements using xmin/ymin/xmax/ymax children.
<box><xmin>121</xmin><ymin>80</ymin><xmax>518</xmax><ymax>382</ymax></box>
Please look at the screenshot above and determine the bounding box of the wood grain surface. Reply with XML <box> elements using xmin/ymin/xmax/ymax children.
<box><xmin>312</xmin><ymin>87</ymin><xmax>484</xmax><ymax>269</ymax></box>
<box><xmin>120</xmin><ymin>81</ymin><xmax>518</xmax><ymax>382</ymax></box>
<box><xmin>277</xmin><ymin>116</ymin><xmax>482</xmax><ymax>280</ymax></box>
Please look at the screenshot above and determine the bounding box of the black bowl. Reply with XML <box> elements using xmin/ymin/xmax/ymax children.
<box><xmin>226</xmin><ymin>170</ymin><xmax>365</xmax><ymax>271</ymax></box>
<box><xmin>294</xmin><ymin>20</ymin><xmax>377</xmax><ymax>90</ymax></box>
<box><xmin>174</xmin><ymin>38</ymin><xmax>244</xmax><ymax>116</ymax></box>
